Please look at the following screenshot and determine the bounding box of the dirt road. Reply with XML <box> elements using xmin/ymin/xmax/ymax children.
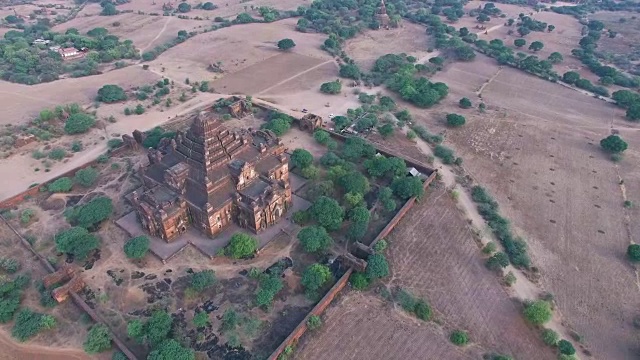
<box><xmin>0</xmin><ymin>329</ymin><xmax>89</xmax><ymax>360</ymax></box>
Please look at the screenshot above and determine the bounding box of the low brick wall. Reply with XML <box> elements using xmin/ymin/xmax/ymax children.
<box><xmin>0</xmin><ymin>145</ymin><xmax>129</xmax><ymax>208</ymax></box>
<box><xmin>267</xmin><ymin>268</ymin><xmax>353</xmax><ymax>360</ymax></box>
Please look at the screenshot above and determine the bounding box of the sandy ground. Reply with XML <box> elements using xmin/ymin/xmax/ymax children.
<box><xmin>0</xmin><ymin>331</ymin><xmax>90</xmax><ymax>360</ymax></box>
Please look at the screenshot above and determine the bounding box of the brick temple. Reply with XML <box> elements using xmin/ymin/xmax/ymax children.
<box><xmin>127</xmin><ymin>112</ymin><xmax>292</xmax><ymax>242</ymax></box>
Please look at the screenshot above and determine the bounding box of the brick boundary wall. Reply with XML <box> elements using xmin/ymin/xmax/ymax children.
<box><xmin>0</xmin><ymin>215</ymin><xmax>138</xmax><ymax>360</ymax></box>
<box><xmin>0</xmin><ymin>145</ymin><xmax>129</xmax><ymax>209</ymax></box>
<box><xmin>267</xmin><ymin>268</ymin><xmax>353</xmax><ymax>360</ymax></box>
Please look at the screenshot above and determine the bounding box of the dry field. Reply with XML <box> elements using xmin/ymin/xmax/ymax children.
<box><xmin>591</xmin><ymin>11</ymin><xmax>640</xmax><ymax>59</ymax></box>
<box><xmin>53</xmin><ymin>13</ymin><xmax>209</xmax><ymax>50</ymax></box>
<box><xmin>343</xmin><ymin>22</ymin><xmax>432</xmax><ymax>71</ymax></box>
<box><xmin>296</xmin><ymin>292</ymin><xmax>477</xmax><ymax>360</ymax></box>
<box><xmin>420</xmin><ymin>57</ymin><xmax>640</xmax><ymax>359</ymax></box>
<box><xmin>152</xmin><ymin>18</ymin><xmax>330</xmax><ymax>84</ymax></box>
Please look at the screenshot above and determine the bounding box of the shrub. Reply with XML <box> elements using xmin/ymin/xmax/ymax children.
<box><xmin>434</xmin><ymin>145</ymin><xmax>455</xmax><ymax>164</ymax></box>
<box><xmin>83</xmin><ymin>324</ymin><xmax>112</xmax><ymax>353</ymax></box>
<box><xmin>65</xmin><ymin>196</ymin><xmax>113</xmax><ymax>228</ymax></box>
<box><xmin>148</xmin><ymin>339</ymin><xmax>194</xmax><ymax>360</ymax></box>
<box><xmin>0</xmin><ymin>258</ymin><xmax>20</xmax><ymax>273</ymax></box>
<box><xmin>541</xmin><ymin>328</ymin><xmax>559</xmax><ymax>346</ymax></box>
<box><xmin>373</xmin><ymin>239</ymin><xmax>388</xmax><ymax>253</ymax></box>
<box><xmin>255</xmin><ymin>275</ymin><xmax>283</xmax><ymax>307</ymax></box>
<box><xmin>413</xmin><ymin>299</ymin><xmax>432</xmax><ymax>321</ymax></box>
<box><xmin>71</xmin><ymin>141</ymin><xmax>83</xmax><ymax>152</ymax></box>
<box><xmin>459</xmin><ymin>97</ymin><xmax>472</xmax><ymax>108</ymax></box>
<box><xmin>220</xmin><ymin>308</ymin><xmax>237</xmax><ymax>331</ymax></box>
<box><xmin>627</xmin><ymin>244</ymin><xmax>640</xmax><ymax>262</ymax></box>
<box><xmin>107</xmin><ymin>138</ymin><xmax>123</xmax><ymax>149</ymax></box>
<box><xmin>349</xmin><ymin>272</ymin><xmax>369</xmax><ymax>290</ymax></box>
<box><xmin>48</xmin><ymin>148</ymin><xmax>66</xmax><ymax>160</ymax></box>
<box><xmin>482</xmin><ymin>241</ymin><xmax>497</xmax><ymax>254</ymax></box>
<box><xmin>65</xmin><ymin>113</ymin><xmax>96</xmax><ymax>134</ymax></box>
<box><xmin>277</xmin><ymin>38</ymin><xmax>296</xmax><ymax>50</ymax></box>
<box><xmin>486</xmin><ymin>252</ymin><xmax>509</xmax><ymax>271</ymax></box>
<box><xmin>123</xmin><ymin>236</ymin><xmax>149</xmax><ymax>259</ymax></box>
<box><xmin>391</xmin><ymin>176</ymin><xmax>424</xmax><ymax>200</ymax></box>
<box><xmin>313</xmin><ymin>130</ymin><xmax>331</xmax><ymax>145</ymax></box>
<box><xmin>557</xmin><ymin>339</ymin><xmax>576</xmax><ymax>355</ymax></box>
<box><xmin>97</xmin><ymin>85</ymin><xmax>126</xmax><ymax>103</ymax></box>
<box><xmin>74</xmin><ymin>167</ymin><xmax>98</xmax><ymax>187</ymax></box>
<box><xmin>600</xmin><ymin>135</ymin><xmax>628</xmax><ymax>153</ymax></box>
<box><xmin>20</xmin><ymin>209</ymin><xmax>34</xmax><ymax>224</ymax></box>
<box><xmin>301</xmin><ymin>263</ymin><xmax>332</xmax><ymax>295</ymax></box>
<box><xmin>446</xmin><ymin>113</ymin><xmax>466</xmax><ymax>127</ymax></box>
<box><xmin>504</xmin><ymin>271</ymin><xmax>517</xmax><ymax>286</ymax></box>
<box><xmin>523</xmin><ymin>300</ymin><xmax>552</xmax><ymax>325</ymax></box>
<box><xmin>193</xmin><ymin>311</ymin><xmax>209</xmax><ymax>328</ymax></box>
<box><xmin>54</xmin><ymin>227</ymin><xmax>100</xmax><ymax>260</ymax></box>
<box><xmin>291</xmin><ymin>148</ymin><xmax>313</xmax><ymax>169</ymax></box>
<box><xmin>307</xmin><ymin>315</ymin><xmax>322</xmax><ymax>330</ymax></box>
<box><xmin>190</xmin><ymin>270</ymin><xmax>216</xmax><ymax>292</ymax></box>
<box><xmin>320</xmin><ymin>80</ymin><xmax>342</xmax><ymax>94</ymax></box>
<box><xmin>11</xmin><ymin>309</ymin><xmax>55</xmax><ymax>342</ymax></box>
<box><xmin>225</xmin><ymin>233</ymin><xmax>258</xmax><ymax>259</ymax></box>
<box><xmin>450</xmin><ymin>330</ymin><xmax>469</xmax><ymax>346</ymax></box>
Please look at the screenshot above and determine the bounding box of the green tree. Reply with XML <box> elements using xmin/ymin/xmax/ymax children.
<box><xmin>65</xmin><ymin>113</ymin><xmax>96</xmax><ymax>134</ymax></box>
<box><xmin>626</xmin><ymin>103</ymin><xmax>640</xmax><ymax>121</ymax></box>
<box><xmin>523</xmin><ymin>300</ymin><xmax>553</xmax><ymax>325</ymax></box>
<box><xmin>277</xmin><ymin>38</ymin><xmax>296</xmax><ymax>50</ymax></box>
<box><xmin>338</xmin><ymin>172</ymin><xmax>370</xmax><ymax>195</ymax></box>
<box><xmin>347</xmin><ymin>206</ymin><xmax>370</xmax><ymax>240</ymax></box>
<box><xmin>450</xmin><ymin>330</ymin><xmax>469</xmax><ymax>346</ymax></box>
<box><xmin>297</xmin><ymin>226</ymin><xmax>333</xmax><ymax>253</ymax></box>
<box><xmin>562</xmin><ymin>71</ymin><xmax>580</xmax><ymax>85</ymax></box>
<box><xmin>225</xmin><ymin>233</ymin><xmax>258</xmax><ymax>259</ymax></box>
<box><xmin>54</xmin><ymin>227</ymin><xmax>99</xmax><ymax>260</ymax></box>
<box><xmin>193</xmin><ymin>312</ymin><xmax>209</xmax><ymax>328</ymax></box>
<box><xmin>391</xmin><ymin>176</ymin><xmax>424</xmax><ymax>200</ymax></box>
<box><xmin>66</xmin><ymin>196</ymin><xmax>113</xmax><ymax>228</ymax></box>
<box><xmin>148</xmin><ymin>339</ymin><xmax>195</xmax><ymax>360</ymax></box>
<box><xmin>446</xmin><ymin>113</ymin><xmax>466</xmax><ymax>127</ymax></box>
<box><xmin>291</xmin><ymin>148</ymin><xmax>313</xmax><ymax>169</ymax></box>
<box><xmin>600</xmin><ymin>135</ymin><xmax>628</xmax><ymax>153</ymax></box>
<box><xmin>199</xmin><ymin>81</ymin><xmax>209</xmax><ymax>92</ymax></box>
<box><xmin>529</xmin><ymin>41</ymin><xmax>544</xmax><ymax>52</ymax></box>
<box><xmin>202</xmin><ymin>2</ymin><xmax>216</xmax><ymax>10</ymax></box>
<box><xmin>486</xmin><ymin>252</ymin><xmax>509</xmax><ymax>271</ymax></box>
<box><xmin>514</xmin><ymin>38</ymin><xmax>526</xmax><ymax>48</ymax></box>
<box><xmin>429</xmin><ymin>56</ymin><xmax>444</xmax><ymax>66</ymax></box>
<box><xmin>190</xmin><ymin>270</ymin><xmax>216</xmax><ymax>292</ymax></box>
<box><xmin>220</xmin><ymin>308</ymin><xmax>237</xmax><ymax>331</ymax></box>
<box><xmin>301</xmin><ymin>263</ymin><xmax>332</xmax><ymax>294</ymax></box>
<box><xmin>83</xmin><ymin>324</ymin><xmax>112</xmax><ymax>354</ymax></box>
<box><xmin>349</xmin><ymin>272</ymin><xmax>370</xmax><ymax>290</ymax></box>
<box><xmin>547</xmin><ymin>24</ymin><xmax>555</xmax><ymax>32</ymax></box>
<box><xmin>134</xmin><ymin>104</ymin><xmax>145</xmax><ymax>115</ymax></box>
<box><xmin>101</xmin><ymin>3</ymin><xmax>117</xmax><ymax>15</ymax></box>
<box><xmin>320</xmin><ymin>80</ymin><xmax>342</xmax><ymax>94</ymax></box>
<box><xmin>612</xmin><ymin>90</ymin><xmax>640</xmax><ymax>107</ymax></box>
<box><xmin>309</xmin><ymin>196</ymin><xmax>344</xmax><ymax>231</ymax></box>
<box><xmin>48</xmin><ymin>177</ymin><xmax>73</xmax><ymax>193</ymax></box>
<box><xmin>366</xmin><ymin>253</ymin><xmax>389</xmax><ymax>279</ymax></box>
<box><xmin>477</xmin><ymin>13</ymin><xmax>490</xmax><ymax>23</ymax></box>
<box><xmin>307</xmin><ymin>315</ymin><xmax>322</xmax><ymax>330</ymax></box>
<box><xmin>413</xmin><ymin>299</ymin><xmax>431</xmax><ymax>320</ymax></box>
<box><xmin>146</xmin><ymin>310</ymin><xmax>172</xmax><ymax>346</ymax></box>
<box><xmin>627</xmin><ymin>244</ymin><xmax>640</xmax><ymax>262</ymax></box>
<box><xmin>127</xmin><ymin>319</ymin><xmax>144</xmax><ymax>341</ymax></box>
<box><xmin>548</xmin><ymin>52</ymin><xmax>563</xmax><ymax>64</ymax></box>
<box><xmin>459</xmin><ymin>97</ymin><xmax>472</xmax><ymax>109</ymax></box>
<box><xmin>558</xmin><ymin>339</ymin><xmax>576</xmax><ymax>355</ymax></box>
<box><xmin>97</xmin><ymin>85</ymin><xmax>126</xmax><ymax>103</ymax></box>
<box><xmin>255</xmin><ymin>275</ymin><xmax>283</xmax><ymax>307</ymax></box>
<box><xmin>178</xmin><ymin>2</ymin><xmax>191</xmax><ymax>12</ymax></box>
<box><xmin>541</xmin><ymin>328</ymin><xmax>559</xmax><ymax>346</ymax></box>
<box><xmin>262</xmin><ymin>117</ymin><xmax>291</xmax><ymax>136</ymax></box>
<box><xmin>74</xmin><ymin>167</ymin><xmax>98</xmax><ymax>187</ymax></box>
<box><xmin>339</xmin><ymin>63</ymin><xmax>361</xmax><ymax>79</ymax></box>
<box><xmin>378</xmin><ymin>186</ymin><xmax>396</xmax><ymax>212</ymax></box>
<box><xmin>11</xmin><ymin>309</ymin><xmax>55</xmax><ymax>342</ymax></box>
<box><xmin>378</xmin><ymin>123</ymin><xmax>395</xmax><ymax>138</ymax></box>
<box><xmin>123</xmin><ymin>236</ymin><xmax>149</xmax><ymax>259</ymax></box>
<box><xmin>313</xmin><ymin>130</ymin><xmax>331</xmax><ymax>144</ymax></box>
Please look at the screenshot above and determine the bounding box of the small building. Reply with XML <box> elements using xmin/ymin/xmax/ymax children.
<box><xmin>58</xmin><ymin>47</ymin><xmax>83</xmax><ymax>59</ymax></box>
<box><xmin>377</xmin><ymin>0</ymin><xmax>391</xmax><ymax>29</ymax></box>
<box><xmin>32</xmin><ymin>38</ymin><xmax>50</xmax><ymax>46</ymax></box>
<box><xmin>127</xmin><ymin>112</ymin><xmax>293</xmax><ymax>242</ymax></box>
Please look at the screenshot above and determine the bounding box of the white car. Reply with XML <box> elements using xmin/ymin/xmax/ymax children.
<box><xmin>328</xmin><ymin>114</ymin><xmax>334</xmax><ymax>119</ymax></box>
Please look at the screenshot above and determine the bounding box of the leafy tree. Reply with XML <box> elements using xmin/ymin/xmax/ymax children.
<box><xmin>220</xmin><ymin>308</ymin><xmax>238</xmax><ymax>331</ymax></box>
<box><xmin>262</xmin><ymin>117</ymin><xmax>291</xmax><ymax>136</ymax></box>
<box><xmin>313</xmin><ymin>130</ymin><xmax>330</xmax><ymax>145</ymax></box>
<box><xmin>528</xmin><ymin>41</ymin><xmax>544</xmax><ymax>52</ymax></box>
<box><xmin>65</xmin><ymin>113</ymin><xmax>96</xmax><ymax>134</ymax></box>
<box><xmin>101</xmin><ymin>3</ymin><xmax>117</xmax><ymax>16</ymax></box>
<box><xmin>548</xmin><ymin>52</ymin><xmax>563</xmax><ymax>64</ymax></box>
<box><xmin>277</xmin><ymin>38</ymin><xmax>296</xmax><ymax>50</ymax></box>
<box><xmin>477</xmin><ymin>13</ymin><xmax>490</xmax><ymax>23</ymax></box>
<box><xmin>83</xmin><ymin>324</ymin><xmax>112</xmax><ymax>354</ymax></box>
<box><xmin>309</xmin><ymin>196</ymin><xmax>344</xmax><ymax>231</ymax></box>
<box><xmin>627</xmin><ymin>244</ymin><xmax>640</xmax><ymax>262</ymax></box>
<box><xmin>301</xmin><ymin>165</ymin><xmax>319</xmax><ymax>179</ymax></box>
<box><xmin>297</xmin><ymin>226</ymin><xmax>333</xmax><ymax>253</ymax></box>
<box><xmin>486</xmin><ymin>252</ymin><xmax>509</xmax><ymax>271</ymax></box>
<box><xmin>48</xmin><ymin>177</ymin><xmax>73</xmax><ymax>193</ymax></box>
<box><xmin>446</xmin><ymin>113</ymin><xmax>466</xmax><ymax>127</ymax></box>
<box><xmin>558</xmin><ymin>339</ymin><xmax>576</xmax><ymax>355</ymax></box>
<box><xmin>523</xmin><ymin>300</ymin><xmax>553</xmax><ymax>325</ymax></box>
<box><xmin>134</xmin><ymin>104</ymin><xmax>145</xmax><ymax>115</ymax></box>
<box><xmin>366</xmin><ymin>253</ymin><xmax>389</xmax><ymax>279</ymax></box>
<box><xmin>66</xmin><ymin>196</ymin><xmax>113</xmax><ymax>228</ymax></box>
<box><xmin>97</xmin><ymin>85</ymin><xmax>126</xmax><ymax>103</ymax></box>
<box><xmin>413</xmin><ymin>299</ymin><xmax>431</xmax><ymax>320</ymax></box>
<box><xmin>54</xmin><ymin>227</ymin><xmax>100</xmax><ymax>260</ymax></box>
<box><xmin>74</xmin><ymin>167</ymin><xmax>98</xmax><ymax>187</ymax></box>
<box><xmin>349</xmin><ymin>272</ymin><xmax>369</xmax><ymax>290</ymax></box>
<box><xmin>178</xmin><ymin>2</ymin><xmax>191</xmax><ymax>12</ymax></box>
<box><xmin>307</xmin><ymin>315</ymin><xmax>322</xmax><ymax>330</ymax></box>
<box><xmin>255</xmin><ymin>275</ymin><xmax>283</xmax><ymax>307</ymax></box>
<box><xmin>450</xmin><ymin>330</ymin><xmax>469</xmax><ymax>346</ymax></box>
<box><xmin>301</xmin><ymin>263</ymin><xmax>332</xmax><ymax>294</ymax></box>
<box><xmin>148</xmin><ymin>339</ymin><xmax>195</xmax><ymax>360</ymax></box>
<box><xmin>347</xmin><ymin>206</ymin><xmax>370</xmax><ymax>240</ymax></box>
<box><xmin>612</xmin><ymin>90</ymin><xmax>640</xmax><ymax>108</ymax></box>
<box><xmin>193</xmin><ymin>312</ymin><xmax>209</xmax><ymax>328</ymax></box>
<box><xmin>429</xmin><ymin>56</ymin><xmax>444</xmax><ymax>66</ymax></box>
<box><xmin>146</xmin><ymin>310</ymin><xmax>173</xmax><ymax>346</ymax></box>
<box><xmin>455</xmin><ymin>46</ymin><xmax>476</xmax><ymax>61</ymax></box>
<box><xmin>626</xmin><ymin>104</ymin><xmax>640</xmax><ymax>121</ymax></box>
<box><xmin>202</xmin><ymin>2</ymin><xmax>217</xmax><ymax>10</ymax></box>
<box><xmin>341</xmin><ymin>137</ymin><xmax>375</xmax><ymax>161</ymax></box>
<box><xmin>127</xmin><ymin>319</ymin><xmax>144</xmax><ymax>341</ymax></box>
<box><xmin>291</xmin><ymin>149</ymin><xmax>313</xmax><ymax>169</ymax></box>
<box><xmin>320</xmin><ymin>80</ymin><xmax>342</xmax><ymax>94</ymax></box>
<box><xmin>600</xmin><ymin>135</ymin><xmax>628</xmax><ymax>153</ymax></box>
<box><xmin>547</xmin><ymin>24</ymin><xmax>555</xmax><ymax>32</ymax></box>
<box><xmin>459</xmin><ymin>97</ymin><xmax>472</xmax><ymax>109</ymax></box>
<box><xmin>562</xmin><ymin>71</ymin><xmax>580</xmax><ymax>85</ymax></box>
<box><xmin>124</xmin><ymin>236</ymin><xmax>149</xmax><ymax>259</ymax></box>
<box><xmin>112</xmin><ymin>351</ymin><xmax>128</xmax><ymax>360</ymax></box>
<box><xmin>379</xmin><ymin>96</ymin><xmax>397</xmax><ymax>111</ymax></box>
<box><xmin>514</xmin><ymin>38</ymin><xmax>526</xmax><ymax>48</ymax></box>
<box><xmin>339</xmin><ymin>64</ymin><xmax>361</xmax><ymax>79</ymax></box>
<box><xmin>391</xmin><ymin>176</ymin><xmax>424</xmax><ymax>200</ymax></box>
<box><xmin>225</xmin><ymin>233</ymin><xmax>258</xmax><ymax>259</ymax></box>
<box><xmin>338</xmin><ymin>171</ymin><xmax>370</xmax><ymax>195</ymax></box>
<box><xmin>378</xmin><ymin>186</ymin><xmax>396</xmax><ymax>212</ymax></box>
<box><xmin>378</xmin><ymin>123</ymin><xmax>395</xmax><ymax>138</ymax></box>
<box><xmin>541</xmin><ymin>328</ymin><xmax>559</xmax><ymax>346</ymax></box>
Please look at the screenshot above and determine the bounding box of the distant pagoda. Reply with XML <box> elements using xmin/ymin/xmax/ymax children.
<box><xmin>377</xmin><ymin>0</ymin><xmax>391</xmax><ymax>29</ymax></box>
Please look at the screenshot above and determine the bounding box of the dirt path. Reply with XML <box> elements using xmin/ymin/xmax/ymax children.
<box><xmin>141</xmin><ymin>16</ymin><xmax>172</xmax><ymax>53</ymax></box>
<box><xmin>0</xmin><ymin>328</ymin><xmax>89</xmax><ymax>360</ymax></box>
<box><xmin>256</xmin><ymin>59</ymin><xmax>337</xmax><ymax>95</ymax></box>
<box><xmin>404</xmin><ymin>127</ymin><xmax>584</xmax><ymax>358</ymax></box>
